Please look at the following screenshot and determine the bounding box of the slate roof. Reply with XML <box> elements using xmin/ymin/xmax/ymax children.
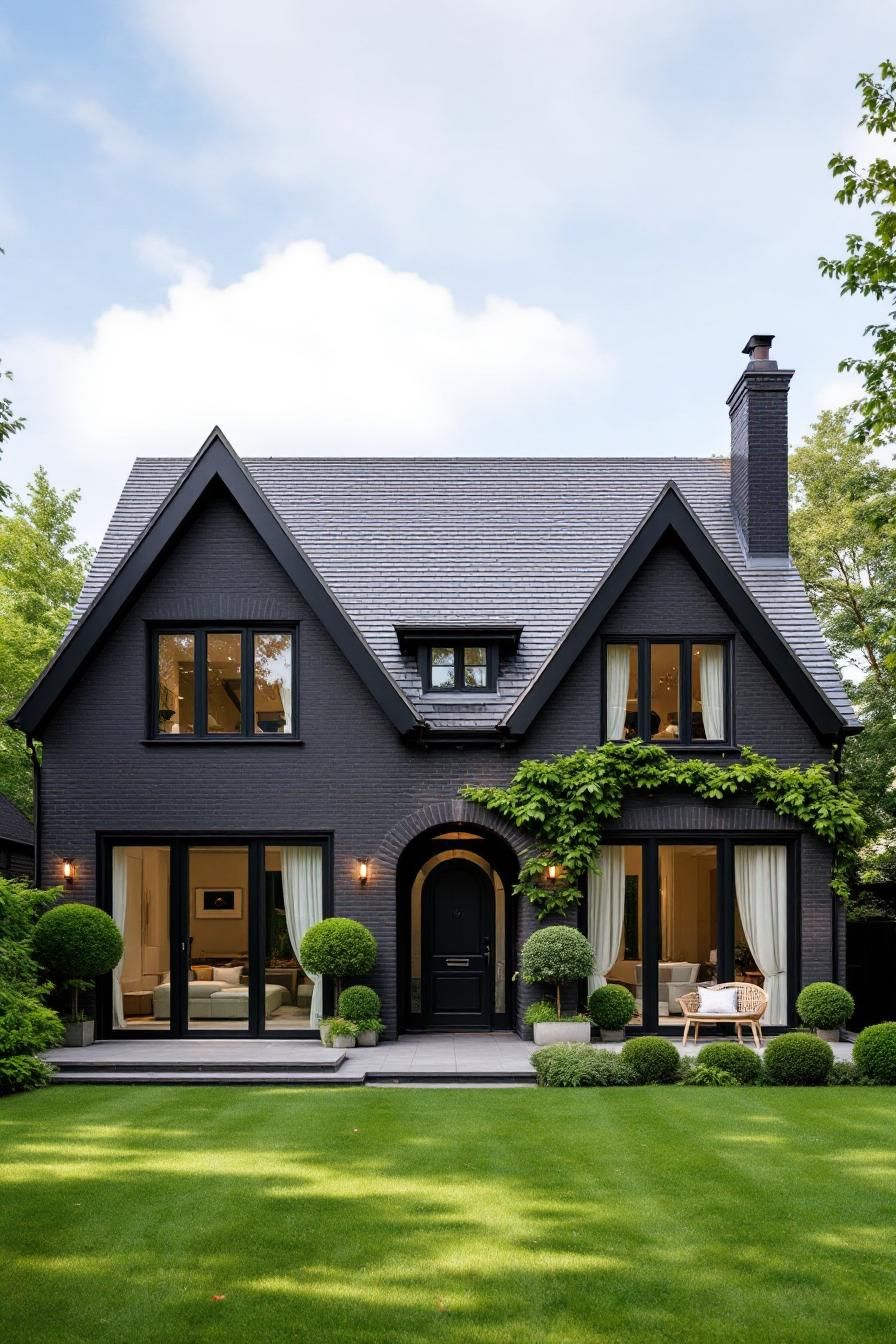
<box><xmin>68</xmin><ymin>454</ymin><xmax>859</xmax><ymax>735</ymax></box>
<box><xmin>0</xmin><ymin>794</ymin><xmax>33</xmax><ymax>848</ymax></box>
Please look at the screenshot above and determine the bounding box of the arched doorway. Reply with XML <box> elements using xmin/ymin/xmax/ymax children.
<box><xmin>397</xmin><ymin>826</ymin><xmax>519</xmax><ymax>1031</ymax></box>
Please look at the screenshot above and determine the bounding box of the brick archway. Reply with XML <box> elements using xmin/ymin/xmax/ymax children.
<box><xmin>373</xmin><ymin>799</ymin><xmax>537</xmax><ymax>886</ymax></box>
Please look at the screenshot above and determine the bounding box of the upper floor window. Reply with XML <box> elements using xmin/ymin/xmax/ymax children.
<box><xmin>425</xmin><ymin>644</ymin><xmax>495</xmax><ymax>692</ymax></box>
<box><xmin>604</xmin><ymin>639</ymin><xmax>729</xmax><ymax>745</ymax></box>
<box><xmin>154</xmin><ymin>627</ymin><xmax>297</xmax><ymax>738</ymax></box>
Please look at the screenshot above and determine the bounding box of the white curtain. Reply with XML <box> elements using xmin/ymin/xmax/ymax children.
<box><xmin>282</xmin><ymin>846</ymin><xmax>324</xmax><ymax>1026</ymax></box>
<box><xmin>700</xmin><ymin>644</ymin><xmax>726</xmax><ymax>740</ymax></box>
<box><xmin>659</xmin><ymin>846</ymin><xmax>676</xmax><ymax>960</ymax></box>
<box><xmin>111</xmin><ymin>847</ymin><xmax>128</xmax><ymax>1029</ymax></box>
<box><xmin>587</xmin><ymin>847</ymin><xmax>626</xmax><ymax>995</ymax></box>
<box><xmin>735</xmin><ymin>845</ymin><xmax>788</xmax><ymax>1024</ymax></box>
<box><xmin>606</xmin><ymin>646</ymin><xmax>632</xmax><ymax>740</ymax></box>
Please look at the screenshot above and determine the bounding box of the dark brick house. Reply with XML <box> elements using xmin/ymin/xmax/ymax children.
<box><xmin>11</xmin><ymin>335</ymin><xmax>858</xmax><ymax>1040</ymax></box>
<box><xmin>0</xmin><ymin>794</ymin><xmax>34</xmax><ymax>883</ymax></box>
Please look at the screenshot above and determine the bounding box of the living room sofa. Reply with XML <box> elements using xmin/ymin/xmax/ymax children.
<box><xmin>152</xmin><ymin>979</ymin><xmax>290</xmax><ymax>1019</ymax></box>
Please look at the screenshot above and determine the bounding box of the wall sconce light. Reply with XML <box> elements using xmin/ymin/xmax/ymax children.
<box><xmin>63</xmin><ymin>860</ymin><xmax>75</xmax><ymax>884</ymax></box>
<box><xmin>546</xmin><ymin>863</ymin><xmax>557</xmax><ymax>882</ymax></box>
<box><xmin>358</xmin><ymin>859</ymin><xmax>369</xmax><ymax>885</ymax></box>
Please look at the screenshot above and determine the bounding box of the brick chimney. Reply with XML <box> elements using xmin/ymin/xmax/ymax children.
<box><xmin>726</xmin><ymin>334</ymin><xmax>793</xmax><ymax>560</ymax></box>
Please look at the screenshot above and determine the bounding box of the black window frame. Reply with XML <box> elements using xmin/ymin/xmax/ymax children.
<box><xmin>148</xmin><ymin>623</ymin><xmax>301</xmax><ymax>742</ymax></box>
<box><xmin>602</xmin><ymin>636</ymin><xmax>733</xmax><ymax>747</ymax></box>
<box><xmin>420</xmin><ymin>643</ymin><xmax>498</xmax><ymax>693</ymax></box>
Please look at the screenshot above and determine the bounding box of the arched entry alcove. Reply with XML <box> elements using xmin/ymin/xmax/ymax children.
<box><xmin>395</xmin><ymin>823</ymin><xmax>523</xmax><ymax>1032</ymax></box>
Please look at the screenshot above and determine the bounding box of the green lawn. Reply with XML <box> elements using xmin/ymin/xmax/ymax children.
<box><xmin>1</xmin><ymin>1087</ymin><xmax>895</xmax><ymax>1343</ymax></box>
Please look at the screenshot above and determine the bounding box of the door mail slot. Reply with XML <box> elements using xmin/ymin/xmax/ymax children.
<box><xmin>445</xmin><ymin>958</ymin><xmax>470</xmax><ymax>967</ymax></box>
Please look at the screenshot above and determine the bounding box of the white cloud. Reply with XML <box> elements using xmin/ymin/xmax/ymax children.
<box><xmin>3</xmin><ymin>240</ymin><xmax>607</xmax><ymax>539</ymax></box>
<box><xmin>134</xmin><ymin>233</ymin><xmax>209</xmax><ymax>279</ymax></box>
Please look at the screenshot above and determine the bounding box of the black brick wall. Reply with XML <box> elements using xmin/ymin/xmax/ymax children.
<box><xmin>728</xmin><ymin>365</ymin><xmax>793</xmax><ymax>557</ymax></box>
<box><xmin>38</xmin><ymin>492</ymin><xmax>841</xmax><ymax>1036</ymax></box>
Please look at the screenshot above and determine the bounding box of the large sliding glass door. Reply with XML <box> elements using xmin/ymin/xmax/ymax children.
<box><xmin>595</xmin><ymin>838</ymin><xmax>792</xmax><ymax>1030</ymax></box>
<box><xmin>107</xmin><ymin>836</ymin><xmax>328</xmax><ymax>1037</ymax></box>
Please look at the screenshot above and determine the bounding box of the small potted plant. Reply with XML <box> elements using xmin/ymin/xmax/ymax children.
<box><xmin>795</xmin><ymin>981</ymin><xmax>855</xmax><ymax>1042</ymax></box>
<box><xmin>33</xmin><ymin>903</ymin><xmax>123</xmax><ymax>1047</ymax></box>
<box><xmin>326</xmin><ymin>1017</ymin><xmax>358</xmax><ymax>1049</ymax></box>
<box><xmin>519</xmin><ymin>926</ymin><xmax>595</xmax><ymax>1044</ymax></box>
<box><xmin>338</xmin><ymin>985</ymin><xmax>384</xmax><ymax>1046</ymax></box>
<box><xmin>300</xmin><ymin>918</ymin><xmax>378</xmax><ymax>1041</ymax></box>
<box><xmin>588</xmin><ymin>984</ymin><xmax>636</xmax><ymax>1042</ymax></box>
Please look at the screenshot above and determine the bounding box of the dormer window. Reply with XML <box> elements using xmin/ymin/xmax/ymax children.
<box><xmin>604</xmin><ymin>638</ymin><xmax>731</xmax><ymax>745</ymax></box>
<box><xmin>427</xmin><ymin>644</ymin><xmax>493</xmax><ymax>692</ymax></box>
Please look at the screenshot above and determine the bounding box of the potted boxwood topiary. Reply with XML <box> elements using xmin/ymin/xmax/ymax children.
<box><xmin>795</xmin><ymin>981</ymin><xmax>855</xmax><ymax>1042</ymax></box>
<box><xmin>588</xmin><ymin>984</ymin><xmax>636</xmax><ymax>1042</ymax></box>
<box><xmin>33</xmin><ymin>903</ymin><xmax>123</xmax><ymax>1047</ymax></box>
<box><xmin>519</xmin><ymin>926</ymin><xmax>595</xmax><ymax>1044</ymax></box>
<box><xmin>338</xmin><ymin>985</ymin><xmax>383</xmax><ymax>1046</ymax></box>
<box><xmin>300</xmin><ymin>918</ymin><xmax>378</xmax><ymax>1041</ymax></box>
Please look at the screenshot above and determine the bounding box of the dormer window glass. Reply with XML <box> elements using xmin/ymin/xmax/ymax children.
<box><xmin>604</xmin><ymin>639</ymin><xmax>730</xmax><ymax>746</ymax></box>
<box><xmin>425</xmin><ymin>644</ymin><xmax>495</xmax><ymax>693</ymax></box>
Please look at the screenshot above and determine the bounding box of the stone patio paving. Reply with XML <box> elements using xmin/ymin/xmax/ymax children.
<box><xmin>44</xmin><ymin>1031</ymin><xmax>856</xmax><ymax>1086</ymax></box>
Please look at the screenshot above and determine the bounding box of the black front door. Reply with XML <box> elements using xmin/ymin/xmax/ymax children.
<box><xmin>422</xmin><ymin>859</ymin><xmax>493</xmax><ymax>1027</ymax></box>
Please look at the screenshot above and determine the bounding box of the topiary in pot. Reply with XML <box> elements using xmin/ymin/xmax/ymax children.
<box><xmin>795</xmin><ymin>982</ymin><xmax>855</xmax><ymax>1040</ymax></box>
<box><xmin>519</xmin><ymin>926</ymin><xmax>594</xmax><ymax>1044</ymax></box>
<box><xmin>853</xmin><ymin>1022</ymin><xmax>896</xmax><ymax>1084</ymax></box>
<box><xmin>763</xmin><ymin>1032</ymin><xmax>834</xmax><ymax>1086</ymax></box>
<box><xmin>696</xmin><ymin>1042</ymin><xmax>763</xmax><ymax>1085</ymax></box>
<box><xmin>338</xmin><ymin>985</ymin><xmax>381</xmax><ymax>1022</ymax></box>
<box><xmin>588</xmin><ymin>984</ymin><xmax>636</xmax><ymax>1041</ymax></box>
<box><xmin>620</xmin><ymin>1035</ymin><xmax>681</xmax><ymax>1084</ymax></box>
<box><xmin>325</xmin><ymin>1017</ymin><xmax>358</xmax><ymax>1048</ymax></box>
<box><xmin>300</xmin><ymin>918</ymin><xmax>377</xmax><ymax>1004</ymax></box>
<box><xmin>33</xmin><ymin>903</ymin><xmax>123</xmax><ymax>1046</ymax></box>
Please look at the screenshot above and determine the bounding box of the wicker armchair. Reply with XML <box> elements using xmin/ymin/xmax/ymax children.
<box><xmin>677</xmin><ymin>981</ymin><xmax>768</xmax><ymax>1047</ymax></box>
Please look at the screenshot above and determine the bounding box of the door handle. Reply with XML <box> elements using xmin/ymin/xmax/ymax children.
<box><xmin>483</xmin><ymin>941</ymin><xmax>491</xmax><ymax>965</ymax></box>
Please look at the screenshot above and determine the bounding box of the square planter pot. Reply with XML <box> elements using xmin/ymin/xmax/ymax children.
<box><xmin>599</xmin><ymin>1028</ymin><xmax>625</xmax><ymax>1043</ymax></box>
<box><xmin>63</xmin><ymin>1019</ymin><xmax>94</xmax><ymax>1048</ymax></box>
<box><xmin>532</xmin><ymin>1021</ymin><xmax>591</xmax><ymax>1046</ymax></box>
<box><xmin>816</xmin><ymin>1027</ymin><xmax>841</xmax><ymax>1042</ymax></box>
<box><xmin>330</xmin><ymin>1033</ymin><xmax>356</xmax><ymax>1049</ymax></box>
<box><xmin>356</xmin><ymin>1030</ymin><xmax>379</xmax><ymax>1047</ymax></box>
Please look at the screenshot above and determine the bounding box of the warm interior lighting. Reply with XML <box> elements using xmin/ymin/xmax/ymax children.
<box><xmin>63</xmin><ymin>860</ymin><xmax>74</xmax><ymax>883</ymax></box>
<box><xmin>546</xmin><ymin>864</ymin><xmax>557</xmax><ymax>881</ymax></box>
<box><xmin>358</xmin><ymin>859</ymin><xmax>369</xmax><ymax>884</ymax></box>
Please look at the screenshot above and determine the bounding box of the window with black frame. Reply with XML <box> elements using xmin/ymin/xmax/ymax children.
<box><xmin>154</xmin><ymin>627</ymin><xmax>297</xmax><ymax>738</ymax></box>
<box><xmin>425</xmin><ymin>644</ymin><xmax>494</xmax><ymax>692</ymax></box>
<box><xmin>604</xmin><ymin>639</ymin><xmax>729</xmax><ymax>745</ymax></box>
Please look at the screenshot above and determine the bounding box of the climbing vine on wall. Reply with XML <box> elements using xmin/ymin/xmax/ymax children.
<box><xmin>461</xmin><ymin>741</ymin><xmax>865</xmax><ymax>917</ymax></box>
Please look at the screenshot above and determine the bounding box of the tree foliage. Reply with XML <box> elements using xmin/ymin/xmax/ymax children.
<box><xmin>0</xmin><ymin>247</ymin><xmax>25</xmax><ymax>507</ymax></box>
<box><xmin>819</xmin><ymin>60</ymin><xmax>896</xmax><ymax>447</ymax></box>
<box><xmin>790</xmin><ymin>410</ymin><xmax>896</xmax><ymax>882</ymax></box>
<box><xmin>0</xmin><ymin>469</ymin><xmax>92</xmax><ymax>814</ymax></box>
<box><xmin>0</xmin><ymin>878</ymin><xmax>63</xmax><ymax>1094</ymax></box>
<box><xmin>462</xmin><ymin>741</ymin><xmax>865</xmax><ymax>916</ymax></box>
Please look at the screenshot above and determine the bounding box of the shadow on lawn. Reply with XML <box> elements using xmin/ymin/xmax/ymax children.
<box><xmin>0</xmin><ymin>1087</ymin><xmax>895</xmax><ymax>1344</ymax></box>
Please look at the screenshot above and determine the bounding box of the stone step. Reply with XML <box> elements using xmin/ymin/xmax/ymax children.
<box><xmin>49</xmin><ymin>1051</ymin><xmax>346</xmax><ymax>1074</ymax></box>
<box><xmin>51</xmin><ymin>1069</ymin><xmax>362</xmax><ymax>1086</ymax></box>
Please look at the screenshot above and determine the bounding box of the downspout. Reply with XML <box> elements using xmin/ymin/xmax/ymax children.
<box><xmin>26</xmin><ymin>733</ymin><xmax>40</xmax><ymax>888</ymax></box>
<box><xmin>830</xmin><ymin>730</ymin><xmax>846</xmax><ymax>985</ymax></box>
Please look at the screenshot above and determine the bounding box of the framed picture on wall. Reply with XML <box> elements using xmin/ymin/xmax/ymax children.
<box><xmin>194</xmin><ymin>888</ymin><xmax>243</xmax><ymax>919</ymax></box>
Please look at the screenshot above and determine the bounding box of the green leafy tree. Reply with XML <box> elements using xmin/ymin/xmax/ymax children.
<box><xmin>819</xmin><ymin>60</ymin><xmax>896</xmax><ymax>446</ymax></box>
<box><xmin>0</xmin><ymin>248</ymin><xmax>25</xmax><ymax>504</ymax></box>
<box><xmin>789</xmin><ymin>410</ymin><xmax>896</xmax><ymax>882</ymax></box>
<box><xmin>0</xmin><ymin>469</ymin><xmax>92</xmax><ymax>814</ymax></box>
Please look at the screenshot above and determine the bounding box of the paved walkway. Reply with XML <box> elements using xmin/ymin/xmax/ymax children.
<box><xmin>45</xmin><ymin>1031</ymin><xmax>855</xmax><ymax>1086</ymax></box>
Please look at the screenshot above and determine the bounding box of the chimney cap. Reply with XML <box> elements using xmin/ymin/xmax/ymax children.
<box><xmin>742</xmin><ymin>334</ymin><xmax>775</xmax><ymax>359</ymax></box>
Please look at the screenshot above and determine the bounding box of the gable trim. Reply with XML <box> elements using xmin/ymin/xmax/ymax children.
<box><xmin>10</xmin><ymin>430</ymin><xmax>423</xmax><ymax>737</ymax></box>
<box><xmin>501</xmin><ymin>482</ymin><xmax>852</xmax><ymax>740</ymax></box>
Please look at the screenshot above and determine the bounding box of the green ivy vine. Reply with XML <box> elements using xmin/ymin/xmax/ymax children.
<box><xmin>461</xmin><ymin>741</ymin><xmax>865</xmax><ymax>917</ymax></box>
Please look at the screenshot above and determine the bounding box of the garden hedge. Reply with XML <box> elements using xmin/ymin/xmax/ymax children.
<box><xmin>795</xmin><ymin>981</ymin><xmax>855</xmax><ymax>1031</ymax></box>
<box><xmin>696</xmin><ymin>1042</ymin><xmax>763</xmax><ymax>1085</ymax></box>
<box><xmin>531</xmin><ymin>1043</ymin><xmax>634</xmax><ymax>1088</ymax></box>
<box><xmin>853</xmin><ymin>1022</ymin><xmax>896</xmax><ymax>1084</ymax></box>
<box><xmin>620</xmin><ymin>1036</ymin><xmax>680</xmax><ymax>1084</ymax></box>
<box><xmin>763</xmin><ymin>1032</ymin><xmax>834</xmax><ymax>1086</ymax></box>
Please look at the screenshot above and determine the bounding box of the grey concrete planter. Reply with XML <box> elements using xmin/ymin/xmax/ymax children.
<box><xmin>356</xmin><ymin>1030</ymin><xmax>379</xmax><ymax>1047</ymax></box>
<box><xmin>63</xmin><ymin>1019</ymin><xmax>94</xmax><ymax>1048</ymax></box>
<box><xmin>816</xmin><ymin>1027</ymin><xmax>841</xmax><ymax>1042</ymax></box>
<box><xmin>331</xmin><ymin>1033</ymin><xmax>357</xmax><ymax>1049</ymax></box>
<box><xmin>532</xmin><ymin>1020</ymin><xmax>591</xmax><ymax>1045</ymax></box>
<box><xmin>599</xmin><ymin>1028</ymin><xmax>625</xmax><ymax>1042</ymax></box>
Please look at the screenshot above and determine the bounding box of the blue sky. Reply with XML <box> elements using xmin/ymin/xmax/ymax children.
<box><xmin>2</xmin><ymin>1</ymin><xmax>895</xmax><ymax>541</ymax></box>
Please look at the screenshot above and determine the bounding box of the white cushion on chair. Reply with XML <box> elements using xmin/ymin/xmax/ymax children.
<box><xmin>697</xmin><ymin>986</ymin><xmax>738</xmax><ymax>1015</ymax></box>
